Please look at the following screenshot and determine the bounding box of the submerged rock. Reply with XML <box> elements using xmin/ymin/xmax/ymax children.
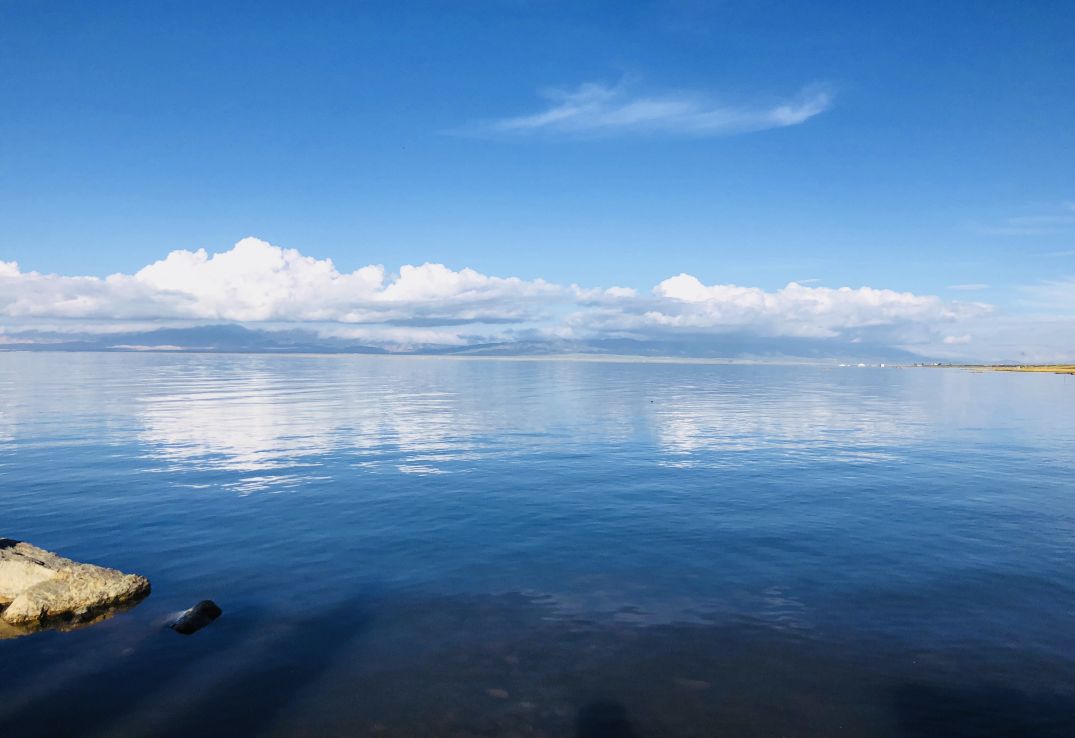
<box><xmin>170</xmin><ymin>600</ymin><xmax>222</xmax><ymax>635</ymax></box>
<box><xmin>0</xmin><ymin>538</ymin><xmax>150</xmax><ymax>628</ymax></box>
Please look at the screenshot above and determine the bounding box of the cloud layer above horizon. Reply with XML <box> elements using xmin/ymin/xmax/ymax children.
<box><xmin>0</xmin><ymin>237</ymin><xmax>1000</xmax><ymax>356</ymax></box>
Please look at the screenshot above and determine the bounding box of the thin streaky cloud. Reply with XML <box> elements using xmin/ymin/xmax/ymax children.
<box><xmin>1007</xmin><ymin>214</ymin><xmax>1075</xmax><ymax>226</ymax></box>
<box><xmin>973</xmin><ymin>203</ymin><xmax>1075</xmax><ymax>237</ymax></box>
<box><xmin>948</xmin><ymin>283</ymin><xmax>990</xmax><ymax>291</ymax></box>
<box><xmin>1018</xmin><ymin>276</ymin><xmax>1075</xmax><ymax>311</ymax></box>
<box><xmin>467</xmin><ymin>81</ymin><xmax>833</xmax><ymax>138</ymax></box>
<box><xmin>978</xmin><ymin>227</ymin><xmax>1060</xmax><ymax>237</ymax></box>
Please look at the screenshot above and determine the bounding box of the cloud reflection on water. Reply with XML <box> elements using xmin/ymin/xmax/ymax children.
<box><xmin>133</xmin><ymin>361</ymin><xmax>486</xmax><ymax>489</ymax></box>
<box><xmin>121</xmin><ymin>357</ymin><xmax>940</xmax><ymax>494</ymax></box>
<box><xmin>648</xmin><ymin>379</ymin><xmax>928</xmax><ymax>466</ymax></box>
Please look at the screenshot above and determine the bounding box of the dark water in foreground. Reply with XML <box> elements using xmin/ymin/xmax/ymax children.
<box><xmin>3</xmin><ymin>354</ymin><xmax>1075</xmax><ymax>737</ymax></box>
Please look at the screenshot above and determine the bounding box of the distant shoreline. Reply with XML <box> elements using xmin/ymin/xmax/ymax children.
<box><xmin>2</xmin><ymin>351</ymin><xmax>1072</xmax><ymax>373</ymax></box>
<box><xmin>932</xmin><ymin>364</ymin><xmax>1075</xmax><ymax>376</ymax></box>
<box><xmin>0</xmin><ymin>349</ymin><xmax>839</xmax><ymax>366</ymax></box>
<box><xmin>976</xmin><ymin>364</ymin><xmax>1075</xmax><ymax>375</ymax></box>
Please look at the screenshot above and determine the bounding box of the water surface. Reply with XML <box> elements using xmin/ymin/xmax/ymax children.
<box><xmin>3</xmin><ymin>354</ymin><xmax>1075</xmax><ymax>736</ymax></box>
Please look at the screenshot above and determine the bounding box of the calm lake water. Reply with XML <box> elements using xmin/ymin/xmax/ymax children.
<box><xmin>3</xmin><ymin>353</ymin><xmax>1075</xmax><ymax>737</ymax></box>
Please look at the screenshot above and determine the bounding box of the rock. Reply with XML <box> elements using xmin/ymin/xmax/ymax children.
<box><xmin>0</xmin><ymin>617</ymin><xmax>26</xmax><ymax>640</ymax></box>
<box><xmin>170</xmin><ymin>600</ymin><xmax>222</xmax><ymax>635</ymax></box>
<box><xmin>0</xmin><ymin>538</ymin><xmax>150</xmax><ymax>628</ymax></box>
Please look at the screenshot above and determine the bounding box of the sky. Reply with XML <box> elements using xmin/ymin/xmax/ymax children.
<box><xmin>1</xmin><ymin>1</ymin><xmax>1073</xmax><ymax>360</ymax></box>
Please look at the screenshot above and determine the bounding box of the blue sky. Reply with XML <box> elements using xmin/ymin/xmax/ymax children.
<box><xmin>1</xmin><ymin>1</ymin><xmax>1073</xmax><ymax>358</ymax></box>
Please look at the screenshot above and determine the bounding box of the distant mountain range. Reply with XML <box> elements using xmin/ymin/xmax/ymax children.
<box><xmin>2</xmin><ymin>324</ymin><xmax>388</xmax><ymax>354</ymax></box>
<box><xmin>0</xmin><ymin>324</ymin><xmax>932</xmax><ymax>363</ymax></box>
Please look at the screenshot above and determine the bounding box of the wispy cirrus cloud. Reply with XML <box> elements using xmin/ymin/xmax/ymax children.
<box><xmin>464</xmin><ymin>81</ymin><xmax>833</xmax><ymax>138</ymax></box>
<box><xmin>1019</xmin><ymin>276</ymin><xmax>1075</xmax><ymax>312</ymax></box>
<box><xmin>948</xmin><ymin>283</ymin><xmax>990</xmax><ymax>291</ymax></box>
<box><xmin>974</xmin><ymin>201</ymin><xmax>1075</xmax><ymax>237</ymax></box>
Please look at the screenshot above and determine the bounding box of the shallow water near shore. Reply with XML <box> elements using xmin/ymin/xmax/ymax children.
<box><xmin>3</xmin><ymin>353</ymin><xmax>1075</xmax><ymax>736</ymax></box>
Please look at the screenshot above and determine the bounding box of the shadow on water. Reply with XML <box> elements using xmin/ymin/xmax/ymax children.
<box><xmin>575</xmin><ymin>700</ymin><xmax>639</xmax><ymax>738</ymax></box>
<box><xmin>893</xmin><ymin>682</ymin><xmax>1075</xmax><ymax>738</ymax></box>
<box><xmin>7</xmin><ymin>590</ymin><xmax>1075</xmax><ymax>737</ymax></box>
<box><xmin>2</xmin><ymin>596</ymin><xmax>375</xmax><ymax>738</ymax></box>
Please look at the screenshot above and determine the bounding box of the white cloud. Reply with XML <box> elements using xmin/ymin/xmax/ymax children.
<box><xmin>923</xmin><ymin>314</ymin><xmax>1075</xmax><ymax>363</ymax></box>
<box><xmin>575</xmin><ymin>274</ymin><xmax>988</xmax><ymax>339</ymax></box>
<box><xmin>949</xmin><ymin>283</ymin><xmax>989</xmax><ymax>291</ymax></box>
<box><xmin>0</xmin><ymin>237</ymin><xmax>560</xmax><ymax>325</ymax></box>
<box><xmin>571</xmin><ymin>284</ymin><xmax>639</xmax><ymax>303</ymax></box>
<box><xmin>943</xmin><ymin>334</ymin><xmax>972</xmax><ymax>345</ymax></box>
<box><xmin>469</xmin><ymin>81</ymin><xmax>832</xmax><ymax>138</ymax></box>
<box><xmin>0</xmin><ymin>237</ymin><xmax>997</xmax><ymax>354</ymax></box>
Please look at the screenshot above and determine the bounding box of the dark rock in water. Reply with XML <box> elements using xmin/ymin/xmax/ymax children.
<box><xmin>171</xmin><ymin>600</ymin><xmax>222</xmax><ymax>635</ymax></box>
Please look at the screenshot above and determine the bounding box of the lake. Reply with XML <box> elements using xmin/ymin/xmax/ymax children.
<box><xmin>3</xmin><ymin>353</ymin><xmax>1075</xmax><ymax>737</ymax></box>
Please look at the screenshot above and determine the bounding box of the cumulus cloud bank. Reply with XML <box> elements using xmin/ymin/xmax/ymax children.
<box><xmin>1</xmin><ymin>237</ymin><xmax>988</xmax><ymax>354</ymax></box>
<box><xmin>470</xmin><ymin>81</ymin><xmax>833</xmax><ymax>138</ymax></box>
<box><xmin>0</xmin><ymin>237</ymin><xmax>558</xmax><ymax>325</ymax></box>
<box><xmin>603</xmin><ymin>274</ymin><xmax>983</xmax><ymax>338</ymax></box>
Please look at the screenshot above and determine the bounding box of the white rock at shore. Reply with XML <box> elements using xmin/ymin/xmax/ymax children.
<box><xmin>0</xmin><ymin>538</ymin><xmax>150</xmax><ymax>628</ymax></box>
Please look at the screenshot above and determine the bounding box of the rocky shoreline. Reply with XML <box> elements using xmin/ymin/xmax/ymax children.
<box><xmin>0</xmin><ymin>538</ymin><xmax>150</xmax><ymax>633</ymax></box>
